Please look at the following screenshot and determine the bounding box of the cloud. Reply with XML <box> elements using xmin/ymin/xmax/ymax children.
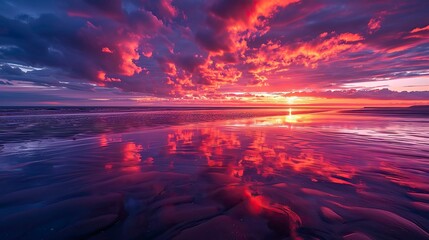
<box><xmin>0</xmin><ymin>80</ymin><xmax>12</xmax><ymax>85</ymax></box>
<box><xmin>0</xmin><ymin>0</ymin><xmax>428</xmax><ymax>104</ymax></box>
<box><xmin>245</xmin><ymin>32</ymin><xmax>364</xmax><ymax>85</ymax></box>
<box><xmin>368</xmin><ymin>17</ymin><xmax>382</xmax><ymax>34</ymax></box>
<box><xmin>102</xmin><ymin>47</ymin><xmax>113</xmax><ymax>53</ymax></box>
<box><xmin>410</xmin><ymin>25</ymin><xmax>429</xmax><ymax>34</ymax></box>
<box><xmin>196</xmin><ymin>0</ymin><xmax>299</xmax><ymax>54</ymax></box>
<box><xmin>285</xmin><ymin>89</ymin><xmax>429</xmax><ymax>100</ymax></box>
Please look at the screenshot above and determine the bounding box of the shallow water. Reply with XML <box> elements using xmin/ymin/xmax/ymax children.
<box><xmin>0</xmin><ymin>109</ymin><xmax>429</xmax><ymax>240</ymax></box>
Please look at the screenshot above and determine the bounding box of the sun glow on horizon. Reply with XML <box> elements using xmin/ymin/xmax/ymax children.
<box><xmin>286</xmin><ymin>96</ymin><xmax>299</xmax><ymax>105</ymax></box>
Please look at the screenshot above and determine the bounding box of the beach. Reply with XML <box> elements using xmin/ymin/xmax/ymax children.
<box><xmin>0</xmin><ymin>108</ymin><xmax>428</xmax><ymax>239</ymax></box>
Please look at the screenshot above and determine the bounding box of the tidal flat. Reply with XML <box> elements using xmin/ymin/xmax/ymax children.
<box><xmin>0</xmin><ymin>107</ymin><xmax>428</xmax><ymax>240</ymax></box>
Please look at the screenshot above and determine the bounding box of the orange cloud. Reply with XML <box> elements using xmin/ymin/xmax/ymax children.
<box><xmin>116</xmin><ymin>35</ymin><xmax>142</xmax><ymax>76</ymax></box>
<box><xmin>97</xmin><ymin>70</ymin><xmax>121</xmax><ymax>82</ymax></box>
<box><xmin>198</xmin><ymin>56</ymin><xmax>242</xmax><ymax>86</ymax></box>
<box><xmin>164</xmin><ymin>62</ymin><xmax>177</xmax><ymax>76</ymax></box>
<box><xmin>223</xmin><ymin>0</ymin><xmax>300</xmax><ymax>32</ymax></box>
<box><xmin>246</xmin><ymin>32</ymin><xmax>364</xmax><ymax>85</ymax></box>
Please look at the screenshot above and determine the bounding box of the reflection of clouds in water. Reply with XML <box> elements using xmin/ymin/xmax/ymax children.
<box><xmin>162</xmin><ymin>126</ymin><xmax>356</xmax><ymax>185</ymax></box>
<box><xmin>123</xmin><ymin>142</ymin><xmax>143</xmax><ymax>162</ymax></box>
<box><xmin>3</xmin><ymin>113</ymin><xmax>428</xmax><ymax>239</ymax></box>
<box><xmin>98</xmin><ymin>134</ymin><xmax>122</xmax><ymax>147</ymax></box>
<box><xmin>99</xmin><ymin>134</ymin><xmax>108</xmax><ymax>147</ymax></box>
<box><xmin>102</xmin><ymin>139</ymin><xmax>146</xmax><ymax>172</ymax></box>
<box><xmin>167</xmin><ymin>129</ymin><xmax>194</xmax><ymax>153</ymax></box>
<box><xmin>122</xmin><ymin>142</ymin><xmax>143</xmax><ymax>172</ymax></box>
<box><xmin>200</xmin><ymin>128</ymin><xmax>241</xmax><ymax>167</ymax></box>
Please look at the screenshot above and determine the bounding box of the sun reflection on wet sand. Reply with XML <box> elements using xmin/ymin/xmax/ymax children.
<box><xmin>286</xmin><ymin>108</ymin><xmax>299</xmax><ymax>123</ymax></box>
<box><xmin>225</xmin><ymin>108</ymin><xmax>311</xmax><ymax>129</ymax></box>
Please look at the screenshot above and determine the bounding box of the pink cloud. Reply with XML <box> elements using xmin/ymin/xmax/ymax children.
<box><xmin>368</xmin><ymin>17</ymin><xmax>382</xmax><ymax>33</ymax></box>
<box><xmin>101</xmin><ymin>47</ymin><xmax>113</xmax><ymax>53</ymax></box>
<box><xmin>142</xmin><ymin>51</ymin><xmax>153</xmax><ymax>58</ymax></box>
<box><xmin>197</xmin><ymin>56</ymin><xmax>242</xmax><ymax>86</ymax></box>
<box><xmin>245</xmin><ymin>32</ymin><xmax>364</xmax><ymax>85</ymax></box>
<box><xmin>115</xmin><ymin>36</ymin><xmax>142</xmax><ymax>76</ymax></box>
<box><xmin>367</xmin><ymin>12</ymin><xmax>387</xmax><ymax>34</ymax></box>
<box><xmin>197</xmin><ymin>0</ymin><xmax>300</xmax><ymax>54</ymax></box>
<box><xmin>97</xmin><ymin>71</ymin><xmax>121</xmax><ymax>83</ymax></box>
<box><xmin>159</xmin><ymin>0</ymin><xmax>178</xmax><ymax>18</ymax></box>
<box><xmin>410</xmin><ymin>25</ymin><xmax>429</xmax><ymax>34</ymax></box>
<box><xmin>162</xmin><ymin>61</ymin><xmax>177</xmax><ymax>76</ymax></box>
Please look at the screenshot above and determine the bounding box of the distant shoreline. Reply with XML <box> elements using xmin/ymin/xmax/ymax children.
<box><xmin>343</xmin><ymin>105</ymin><xmax>429</xmax><ymax>116</ymax></box>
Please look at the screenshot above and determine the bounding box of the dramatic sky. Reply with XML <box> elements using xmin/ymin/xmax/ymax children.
<box><xmin>0</xmin><ymin>0</ymin><xmax>428</xmax><ymax>106</ymax></box>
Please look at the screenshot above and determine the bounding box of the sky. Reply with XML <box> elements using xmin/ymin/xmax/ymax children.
<box><xmin>0</xmin><ymin>0</ymin><xmax>428</xmax><ymax>106</ymax></box>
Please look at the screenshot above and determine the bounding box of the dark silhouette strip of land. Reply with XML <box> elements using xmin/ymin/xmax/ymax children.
<box><xmin>343</xmin><ymin>105</ymin><xmax>429</xmax><ymax>116</ymax></box>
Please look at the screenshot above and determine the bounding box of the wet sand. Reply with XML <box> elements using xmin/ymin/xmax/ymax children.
<box><xmin>0</xmin><ymin>108</ymin><xmax>428</xmax><ymax>239</ymax></box>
